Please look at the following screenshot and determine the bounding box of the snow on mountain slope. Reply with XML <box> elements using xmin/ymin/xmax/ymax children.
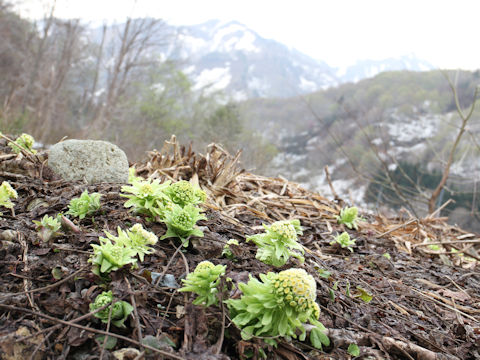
<box><xmin>175</xmin><ymin>20</ymin><xmax>338</xmax><ymax>98</ymax></box>
<box><xmin>336</xmin><ymin>54</ymin><xmax>435</xmax><ymax>83</ymax></box>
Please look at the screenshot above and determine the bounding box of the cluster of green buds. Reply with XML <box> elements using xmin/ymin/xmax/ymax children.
<box><xmin>225</xmin><ymin>268</ymin><xmax>329</xmax><ymax>349</ymax></box>
<box><xmin>89</xmin><ymin>290</ymin><xmax>133</xmax><ymax>328</ymax></box>
<box><xmin>0</xmin><ymin>181</ymin><xmax>18</xmax><ymax>216</ymax></box>
<box><xmin>102</xmin><ymin>223</ymin><xmax>158</xmax><ymax>261</ymax></box>
<box><xmin>8</xmin><ymin>133</ymin><xmax>37</xmax><ymax>154</ymax></box>
<box><xmin>179</xmin><ymin>261</ymin><xmax>226</xmax><ymax>306</ymax></box>
<box><xmin>337</xmin><ymin>206</ymin><xmax>360</xmax><ymax>230</ymax></box>
<box><xmin>222</xmin><ymin>239</ymin><xmax>239</xmax><ymax>260</ymax></box>
<box><xmin>164</xmin><ymin>180</ymin><xmax>206</xmax><ymax>207</ymax></box>
<box><xmin>247</xmin><ymin>219</ymin><xmax>304</xmax><ymax>267</ymax></box>
<box><xmin>330</xmin><ymin>232</ymin><xmax>356</xmax><ymax>252</ymax></box>
<box><xmin>121</xmin><ymin>178</ymin><xmax>171</xmax><ymax>220</ymax></box>
<box><xmin>89</xmin><ymin>223</ymin><xmax>157</xmax><ymax>276</ymax></box>
<box><xmin>32</xmin><ymin>214</ymin><xmax>61</xmax><ymax>243</ymax></box>
<box><xmin>67</xmin><ymin>190</ymin><xmax>102</xmax><ymax>219</ymax></box>
<box><xmin>161</xmin><ymin>204</ymin><xmax>206</xmax><ymax>246</ymax></box>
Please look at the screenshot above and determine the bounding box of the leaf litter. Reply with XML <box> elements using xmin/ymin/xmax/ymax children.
<box><xmin>0</xmin><ymin>135</ymin><xmax>479</xmax><ymax>359</ymax></box>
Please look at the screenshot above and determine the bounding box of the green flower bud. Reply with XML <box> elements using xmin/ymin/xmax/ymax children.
<box><xmin>179</xmin><ymin>261</ymin><xmax>226</xmax><ymax>306</ymax></box>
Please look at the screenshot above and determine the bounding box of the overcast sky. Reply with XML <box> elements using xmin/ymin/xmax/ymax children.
<box><xmin>14</xmin><ymin>0</ymin><xmax>480</xmax><ymax>70</ymax></box>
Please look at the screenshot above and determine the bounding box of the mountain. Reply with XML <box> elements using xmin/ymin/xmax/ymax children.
<box><xmin>173</xmin><ymin>20</ymin><xmax>435</xmax><ymax>99</ymax></box>
<box><xmin>335</xmin><ymin>54</ymin><xmax>435</xmax><ymax>83</ymax></box>
<box><xmin>174</xmin><ymin>20</ymin><xmax>337</xmax><ymax>99</ymax></box>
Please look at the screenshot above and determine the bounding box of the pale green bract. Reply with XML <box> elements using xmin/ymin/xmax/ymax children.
<box><xmin>32</xmin><ymin>214</ymin><xmax>61</xmax><ymax>243</ymax></box>
<box><xmin>104</xmin><ymin>224</ymin><xmax>158</xmax><ymax>261</ymax></box>
<box><xmin>66</xmin><ymin>190</ymin><xmax>101</xmax><ymax>219</ymax></box>
<box><xmin>337</xmin><ymin>206</ymin><xmax>359</xmax><ymax>230</ymax></box>
<box><xmin>89</xmin><ymin>290</ymin><xmax>133</xmax><ymax>328</ymax></box>
<box><xmin>164</xmin><ymin>180</ymin><xmax>206</xmax><ymax>207</ymax></box>
<box><xmin>0</xmin><ymin>181</ymin><xmax>18</xmax><ymax>215</ymax></box>
<box><xmin>222</xmin><ymin>239</ymin><xmax>239</xmax><ymax>260</ymax></box>
<box><xmin>128</xmin><ymin>166</ymin><xmax>143</xmax><ymax>184</ymax></box>
<box><xmin>89</xmin><ymin>237</ymin><xmax>138</xmax><ymax>276</ymax></box>
<box><xmin>179</xmin><ymin>261</ymin><xmax>226</xmax><ymax>306</ymax></box>
<box><xmin>8</xmin><ymin>133</ymin><xmax>37</xmax><ymax>154</ymax></box>
<box><xmin>330</xmin><ymin>231</ymin><xmax>356</xmax><ymax>252</ymax></box>
<box><xmin>160</xmin><ymin>203</ymin><xmax>206</xmax><ymax>246</ymax></box>
<box><xmin>246</xmin><ymin>219</ymin><xmax>304</xmax><ymax>267</ymax></box>
<box><xmin>121</xmin><ymin>178</ymin><xmax>171</xmax><ymax>220</ymax></box>
<box><xmin>225</xmin><ymin>268</ymin><xmax>329</xmax><ymax>349</ymax></box>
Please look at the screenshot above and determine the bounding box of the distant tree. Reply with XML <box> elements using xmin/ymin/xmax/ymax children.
<box><xmin>89</xmin><ymin>17</ymin><xmax>172</xmax><ymax>136</ymax></box>
<box><xmin>202</xmin><ymin>103</ymin><xmax>243</xmax><ymax>151</ymax></box>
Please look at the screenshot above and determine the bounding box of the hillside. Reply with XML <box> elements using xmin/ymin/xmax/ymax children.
<box><xmin>0</xmin><ymin>137</ymin><xmax>479</xmax><ymax>359</ymax></box>
<box><xmin>239</xmin><ymin>70</ymin><xmax>480</xmax><ymax>231</ymax></box>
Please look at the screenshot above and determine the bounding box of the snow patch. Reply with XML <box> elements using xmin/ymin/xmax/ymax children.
<box><xmin>194</xmin><ymin>67</ymin><xmax>231</xmax><ymax>93</ymax></box>
<box><xmin>387</xmin><ymin>113</ymin><xmax>440</xmax><ymax>142</ymax></box>
<box><xmin>299</xmin><ymin>76</ymin><xmax>318</xmax><ymax>92</ymax></box>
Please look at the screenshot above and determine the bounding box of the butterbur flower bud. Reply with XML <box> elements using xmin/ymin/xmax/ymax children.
<box><xmin>247</xmin><ymin>219</ymin><xmax>304</xmax><ymax>267</ymax></box>
<box><xmin>179</xmin><ymin>261</ymin><xmax>226</xmax><ymax>306</ymax></box>
<box><xmin>337</xmin><ymin>206</ymin><xmax>360</xmax><ymax>230</ymax></box>
<box><xmin>89</xmin><ymin>290</ymin><xmax>133</xmax><ymax>328</ymax></box>
<box><xmin>166</xmin><ymin>180</ymin><xmax>206</xmax><ymax>207</ymax></box>
<box><xmin>225</xmin><ymin>268</ymin><xmax>329</xmax><ymax>350</ymax></box>
<box><xmin>269</xmin><ymin>221</ymin><xmax>298</xmax><ymax>241</ymax></box>
<box><xmin>129</xmin><ymin>223</ymin><xmax>158</xmax><ymax>246</ymax></box>
<box><xmin>160</xmin><ymin>203</ymin><xmax>206</xmax><ymax>245</ymax></box>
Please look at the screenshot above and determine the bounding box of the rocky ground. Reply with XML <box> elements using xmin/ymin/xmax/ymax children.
<box><xmin>0</xmin><ymin>136</ymin><xmax>479</xmax><ymax>359</ymax></box>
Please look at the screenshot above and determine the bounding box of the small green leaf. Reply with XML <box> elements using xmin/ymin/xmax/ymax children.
<box><xmin>355</xmin><ymin>286</ymin><xmax>373</xmax><ymax>303</ymax></box>
<box><xmin>96</xmin><ymin>335</ymin><xmax>117</xmax><ymax>350</ymax></box>
<box><xmin>51</xmin><ymin>266</ymin><xmax>64</xmax><ymax>280</ymax></box>
<box><xmin>316</xmin><ymin>268</ymin><xmax>332</xmax><ymax>279</ymax></box>
<box><xmin>310</xmin><ymin>327</ymin><xmax>330</xmax><ymax>350</ymax></box>
<box><xmin>347</xmin><ymin>343</ymin><xmax>360</xmax><ymax>356</ymax></box>
<box><xmin>329</xmin><ymin>288</ymin><xmax>335</xmax><ymax>302</ymax></box>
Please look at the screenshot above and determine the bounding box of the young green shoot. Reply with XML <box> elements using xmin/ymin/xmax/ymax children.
<box><xmin>164</xmin><ymin>180</ymin><xmax>206</xmax><ymax>207</ymax></box>
<box><xmin>0</xmin><ymin>181</ymin><xmax>18</xmax><ymax>216</ymax></box>
<box><xmin>89</xmin><ymin>290</ymin><xmax>133</xmax><ymax>328</ymax></box>
<box><xmin>89</xmin><ymin>223</ymin><xmax>157</xmax><ymax>276</ymax></box>
<box><xmin>246</xmin><ymin>219</ymin><xmax>304</xmax><ymax>267</ymax></box>
<box><xmin>225</xmin><ymin>268</ymin><xmax>329</xmax><ymax>349</ymax></box>
<box><xmin>121</xmin><ymin>178</ymin><xmax>171</xmax><ymax>220</ymax></box>
<box><xmin>32</xmin><ymin>214</ymin><xmax>61</xmax><ymax>243</ymax></box>
<box><xmin>222</xmin><ymin>239</ymin><xmax>239</xmax><ymax>260</ymax></box>
<box><xmin>89</xmin><ymin>237</ymin><xmax>138</xmax><ymax>276</ymax></box>
<box><xmin>104</xmin><ymin>224</ymin><xmax>158</xmax><ymax>261</ymax></box>
<box><xmin>8</xmin><ymin>133</ymin><xmax>37</xmax><ymax>154</ymax></box>
<box><xmin>337</xmin><ymin>206</ymin><xmax>360</xmax><ymax>230</ymax></box>
<box><xmin>67</xmin><ymin>190</ymin><xmax>101</xmax><ymax>219</ymax></box>
<box><xmin>179</xmin><ymin>261</ymin><xmax>226</xmax><ymax>306</ymax></box>
<box><xmin>331</xmin><ymin>232</ymin><xmax>356</xmax><ymax>252</ymax></box>
<box><xmin>160</xmin><ymin>203</ymin><xmax>206</xmax><ymax>246</ymax></box>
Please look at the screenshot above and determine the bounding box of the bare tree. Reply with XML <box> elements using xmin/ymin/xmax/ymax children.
<box><xmin>90</xmin><ymin>17</ymin><xmax>171</xmax><ymax>135</ymax></box>
<box><xmin>428</xmin><ymin>72</ymin><xmax>479</xmax><ymax>213</ymax></box>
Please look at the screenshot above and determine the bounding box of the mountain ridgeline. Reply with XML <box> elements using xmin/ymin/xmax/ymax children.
<box><xmin>174</xmin><ymin>20</ymin><xmax>435</xmax><ymax>99</ymax></box>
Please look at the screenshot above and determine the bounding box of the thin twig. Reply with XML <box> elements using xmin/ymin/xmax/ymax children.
<box><xmin>375</xmin><ymin>218</ymin><xmax>417</xmax><ymax>238</ymax></box>
<box><xmin>412</xmin><ymin>239</ymin><xmax>480</xmax><ymax>247</ymax></box>
<box><xmin>126</xmin><ymin>277</ymin><xmax>144</xmax><ymax>353</ymax></box>
<box><xmin>0</xmin><ymin>266</ymin><xmax>88</xmax><ymax>299</ymax></box>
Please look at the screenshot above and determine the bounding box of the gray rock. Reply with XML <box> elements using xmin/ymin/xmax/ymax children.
<box><xmin>48</xmin><ymin>139</ymin><xmax>129</xmax><ymax>184</ymax></box>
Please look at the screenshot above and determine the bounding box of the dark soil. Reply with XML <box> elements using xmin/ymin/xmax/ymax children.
<box><xmin>0</xmin><ymin>137</ymin><xmax>479</xmax><ymax>360</ymax></box>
